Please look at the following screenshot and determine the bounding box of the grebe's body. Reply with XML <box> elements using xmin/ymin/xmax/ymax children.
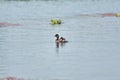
<box><xmin>55</xmin><ymin>34</ymin><xmax>68</xmax><ymax>43</ymax></box>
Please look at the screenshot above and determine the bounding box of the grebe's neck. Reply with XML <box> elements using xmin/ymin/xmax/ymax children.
<box><xmin>56</xmin><ymin>37</ymin><xmax>59</xmax><ymax>40</ymax></box>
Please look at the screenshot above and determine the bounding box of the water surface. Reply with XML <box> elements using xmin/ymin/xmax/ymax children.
<box><xmin>0</xmin><ymin>0</ymin><xmax>120</xmax><ymax>80</ymax></box>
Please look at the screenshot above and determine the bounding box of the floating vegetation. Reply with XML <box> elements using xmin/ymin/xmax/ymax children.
<box><xmin>51</xmin><ymin>19</ymin><xmax>62</xmax><ymax>25</ymax></box>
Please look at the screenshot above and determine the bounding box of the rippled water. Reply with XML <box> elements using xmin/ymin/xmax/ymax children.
<box><xmin>0</xmin><ymin>0</ymin><xmax>120</xmax><ymax>80</ymax></box>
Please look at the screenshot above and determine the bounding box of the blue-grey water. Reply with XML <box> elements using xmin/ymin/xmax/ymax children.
<box><xmin>0</xmin><ymin>0</ymin><xmax>120</xmax><ymax>80</ymax></box>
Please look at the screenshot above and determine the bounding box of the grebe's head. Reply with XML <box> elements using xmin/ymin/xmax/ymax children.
<box><xmin>55</xmin><ymin>34</ymin><xmax>59</xmax><ymax>38</ymax></box>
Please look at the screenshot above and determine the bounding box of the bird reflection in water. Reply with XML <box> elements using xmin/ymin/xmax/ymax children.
<box><xmin>55</xmin><ymin>41</ymin><xmax>66</xmax><ymax>54</ymax></box>
<box><xmin>56</xmin><ymin>41</ymin><xmax>65</xmax><ymax>48</ymax></box>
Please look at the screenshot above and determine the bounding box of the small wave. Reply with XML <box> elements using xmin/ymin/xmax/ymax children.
<box><xmin>2</xmin><ymin>0</ymin><xmax>119</xmax><ymax>2</ymax></box>
<box><xmin>76</xmin><ymin>13</ymin><xmax>116</xmax><ymax>18</ymax></box>
<box><xmin>0</xmin><ymin>22</ymin><xmax>20</xmax><ymax>27</ymax></box>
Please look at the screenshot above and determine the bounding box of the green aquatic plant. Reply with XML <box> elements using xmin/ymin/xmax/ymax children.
<box><xmin>51</xmin><ymin>19</ymin><xmax>57</xmax><ymax>25</ymax></box>
<box><xmin>51</xmin><ymin>19</ymin><xmax>62</xmax><ymax>25</ymax></box>
<box><xmin>57</xmin><ymin>20</ymin><xmax>61</xmax><ymax>24</ymax></box>
<box><xmin>116</xmin><ymin>13</ymin><xmax>120</xmax><ymax>17</ymax></box>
